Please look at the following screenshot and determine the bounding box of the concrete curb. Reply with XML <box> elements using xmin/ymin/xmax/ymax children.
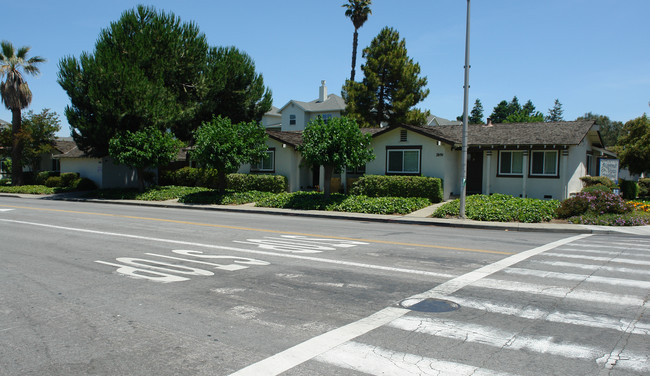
<box><xmin>2</xmin><ymin>192</ymin><xmax>647</xmax><ymax>235</ymax></box>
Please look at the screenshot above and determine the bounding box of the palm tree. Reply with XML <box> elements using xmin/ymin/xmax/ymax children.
<box><xmin>0</xmin><ymin>41</ymin><xmax>45</xmax><ymax>185</ymax></box>
<box><xmin>342</xmin><ymin>0</ymin><xmax>372</xmax><ymax>82</ymax></box>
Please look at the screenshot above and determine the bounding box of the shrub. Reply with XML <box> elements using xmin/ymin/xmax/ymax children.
<box><xmin>580</xmin><ymin>176</ymin><xmax>614</xmax><ymax>188</ymax></box>
<box><xmin>44</xmin><ymin>176</ymin><xmax>63</xmax><ymax>187</ymax></box>
<box><xmin>60</xmin><ymin>172</ymin><xmax>80</xmax><ymax>188</ymax></box>
<box><xmin>227</xmin><ymin>173</ymin><xmax>287</xmax><ymax>193</ymax></box>
<box><xmin>568</xmin><ymin>211</ymin><xmax>650</xmax><ymax>226</ymax></box>
<box><xmin>72</xmin><ymin>177</ymin><xmax>98</xmax><ymax>191</ymax></box>
<box><xmin>556</xmin><ymin>190</ymin><xmax>633</xmax><ymax>219</ymax></box>
<box><xmin>639</xmin><ymin>178</ymin><xmax>650</xmax><ymax>198</ymax></box>
<box><xmin>0</xmin><ymin>185</ymin><xmax>56</xmax><ymax>194</ymax></box>
<box><xmin>581</xmin><ymin>184</ymin><xmax>611</xmax><ymax>194</ymax></box>
<box><xmin>0</xmin><ymin>178</ymin><xmax>10</xmax><ymax>186</ymax></box>
<box><xmin>619</xmin><ymin>179</ymin><xmax>639</xmax><ymax>200</ymax></box>
<box><xmin>35</xmin><ymin>171</ymin><xmax>58</xmax><ymax>185</ymax></box>
<box><xmin>351</xmin><ymin>175</ymin><xmax>443</xmax><ymax>203</ymax></box>
<box><xmin>433</xmin><ymin>194</ymin><xmax>560</xmax><ymax>223</ymax></box>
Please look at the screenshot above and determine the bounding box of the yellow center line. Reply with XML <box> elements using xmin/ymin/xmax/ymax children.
<box><xmin>0</xmin><ymin>204</ymin><xmax>513</xmax><ymax>255</ymax></box>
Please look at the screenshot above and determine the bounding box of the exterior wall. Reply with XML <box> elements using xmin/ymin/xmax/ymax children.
<box><xmin>60</xmin><ymin>158</ymin><xmax>103</xmax><ymax>187</ymax></box>
<box><xmin>365</xmin><ymin>128</ymin><xmax>456</xmax><ymax>200</ymax></box>
<box><xmin>238</xmin><ymin>138</ymin><xmax>303</xmax><ymax>192</ymax></box>
<box><xmin>281</xmin><ymin>104</ymin><xmax>307</xmax><ymax>131</ymax></box>
<box><xmin>262</xmin><ymin>114</ymin><xmax>281</xmax><ymax>128</ymax></box>
<box><xmin>101</xmin><ymin>157</ymin><xmax>140</xmax><ymax>189</ymax></box>
<box><xmin>60</xmin><ymin>157</ymin><xmax>140</xmax><ymax>189</ymax></box>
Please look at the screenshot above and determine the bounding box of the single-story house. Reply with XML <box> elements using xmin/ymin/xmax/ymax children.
<box><xmin>242</xmin><ymin>81</ymin><xmax>613</xmax><ymax>200</ymax></box>
<box><xmin>53</xmin><ymin>144</ymin><xmax>142</xmax><ymax>189</ymax></box>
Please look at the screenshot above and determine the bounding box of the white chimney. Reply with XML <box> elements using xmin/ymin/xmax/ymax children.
<box><xmin>319</xmin><ymin>80</ymin><xmax>327</xmax><ymax>102</ymax></box>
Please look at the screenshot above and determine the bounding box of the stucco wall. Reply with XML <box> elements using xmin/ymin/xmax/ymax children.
<box><xmin>61</xmin><ymin>158</ymin><xmax>103</xmax><ymax>187</ymax></box>
<box><xmin>239</xmin><ymin>138</ymin><xmax>297</xmax><ymax>192</ymax></box>
<box><xmin>366</xmin><ymin>128</ymin><xmax>455</xmax><ymax>199</ymax></box>
<box><xmin>281</xmin><ymin>104</ymin><xmax>306</xmax><ymax>131</ymax></box>
<box><xmin>60</xmin><ymin>157</ymin><xmax>139</xmax><ymax>189</ymax></box>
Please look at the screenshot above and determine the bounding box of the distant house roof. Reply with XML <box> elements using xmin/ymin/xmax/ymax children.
<box><xmin>264</xmin><ymin>106</ymin><xmax>282</xmax><ymax>117</ymax></box>
<box><xmin>426</xmin><ymin>115</ymin><xmax>462</xmax><ymax>126</ymax></box>
<box><xmin>376</xmin><ymin>120</ymin><xmax>600</xmax><ymax>147</ymax></box>
<box><xmin>0</xmin><ymin>119</ymin><xmax>10</xmax><ymax>129</ymax></box>
<box><xmin>279</xmin><ymin>94</ymin><xmax>346</xmax><ymax>113</ymax></box>
<box><xmin>53</xmin><ymin>138</ymin><xmax>78</xmax><ymax>155</ymax></box>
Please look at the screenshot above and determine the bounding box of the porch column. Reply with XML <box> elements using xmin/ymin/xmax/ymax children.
<box><xmin>561</xmin><ymin>149</ymin><xmax>569</xmax><ymax>199</ymax></box>
<box><xmin>341</xmin><ymin>166</ymin><xmax>347</xmax><ymax>194</ymax></box>
<box><xmin>485</xmin><ymin>151</ymin><xmax>492</xmax><ymax>195</ymax></box>
<box><xmin>319</xmin><ymin>165</ymin><xmax>325</xmax><ymax>191</ymax></box>
<box><xmin>522</xmin><ymin>151</ymin><xmax>528</xmax><ymax>198</ymax></box>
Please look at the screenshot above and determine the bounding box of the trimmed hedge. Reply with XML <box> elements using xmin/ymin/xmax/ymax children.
<box><xmin>255</xmin><ymin>191</ymin><xmax>430</xmax><ymax>215</ymax></box>
<box><xmin>350</xmin><ymin>175</ymin><xmax>443</xmax><ymax>203</ymax></box>
<box><xmin>639</xmin><ymin>178</ymin><xmax>650</xmax><ymax>198</ymax></box>
<box><xmin>35</xmin><ymin>171</ymin><xmax>59</xmax><ymax>185</ymax></box>
<box><xmin>160</xmin><ymin>167</ymin><xmax>287</xmax><ymax>193</ymax></box>
<box><xmin>619</xmin><ymin>179</ymin><xmax>639</xmax><ymax>200</ymax></box>
<box><xmin>580</xmin><ymin>176</ymin><xmax>614</xmax><ymax>188</ymax></box>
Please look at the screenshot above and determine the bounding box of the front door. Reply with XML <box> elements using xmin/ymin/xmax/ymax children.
<box><xmin>466</xmin><ymin>151</ymin><xmax>483</xmax><ymax>195</ymax></box>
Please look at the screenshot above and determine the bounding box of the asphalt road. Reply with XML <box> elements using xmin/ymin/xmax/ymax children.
<box><xmin>1</xmin><ymin>196</ymin><xmax>648</xmax><ymax>375</ymax></box>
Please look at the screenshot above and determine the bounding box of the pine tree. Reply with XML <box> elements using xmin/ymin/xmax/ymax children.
<box><xmin>342</xmin><ymin>27</ymin><xmax>429</xmax><ymax>127</ymax></box>
<box><xmin>545</xmin><ymin>99</ymin><xmax>564</xmax><ymax>122</ymax></box>
<box><xmin>469</xmin><ymin>99</ymin><xmax>484</xmax><ymax>124</ymax></box>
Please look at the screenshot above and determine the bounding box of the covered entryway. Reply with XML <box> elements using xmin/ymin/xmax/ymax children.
<box><xmin>466</xmin><ymin>151</ymin><xmax>483</xmax><ymax>195</ymax></box>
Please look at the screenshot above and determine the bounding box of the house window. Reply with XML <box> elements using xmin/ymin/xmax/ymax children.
<box><xmin>51</xmin><ymin>158</ymin><xmax>61</xmax><ymax>172</ymax></box>
<box><xmin>586</xmin><ymin>153</ymin><xmax>593</xmax><ymax>176</ymax></box>
<box><xmin>252</xmin><ymin>149</ymin><xmax>275</xmax><ymax>172</ymax></box>
<box><xmin>498</xmin><ymin>151</ymin><xmax>524</xmax><ymax>176</ymax></box>
<box><xmin>321</xmin><ymin>114</ymin><xmax>332</xmax><ymax>124</ymax></box>
<box><xmin>386</xmin><ymin>147</ymin><xmax>420</xmax><ymax>174</ymax></box>
<box><xmin>530</xmin><ymin>150</ymin><xmax>558</xmax><ymax>176</ymax></box>
<box><xmin>289</xmin><ymin>114</ymin><xmax>296</xmax><ymax>126</ymax></box>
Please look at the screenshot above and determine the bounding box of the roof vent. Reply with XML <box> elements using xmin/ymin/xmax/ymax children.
<box><xmin>483</xmin><ymin>117</ymin><xmax>493</xmax><ymax>127</ymax></box>
<box><xmin>400</xmin><ymin>129</ymin><xmax>407</xmax><ymax>142</ymax></box>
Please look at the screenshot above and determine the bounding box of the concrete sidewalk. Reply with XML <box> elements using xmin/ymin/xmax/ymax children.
<box><xmin>2</xmin><ymin>192</ymin><xmax>650</xmax><ymax>236</ymax></box>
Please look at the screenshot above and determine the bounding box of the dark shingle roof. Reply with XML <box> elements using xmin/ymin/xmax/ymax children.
<box><xmin>381</xmin><ymin>120</ymin><xmax>598</xmax><ymax>147</ymax></box>
<box><xmin>267</xmin><ymin>130</ymin><xmax>304</xmax><ymax>147</ymax></box>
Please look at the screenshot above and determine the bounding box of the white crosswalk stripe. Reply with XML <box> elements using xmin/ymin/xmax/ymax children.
<box><xmin>311</xmin><ymin>235</ymin><xmax>650</xmax><ymax>375</ymax></box>
<box><xmin>315</xmin><ymin>341</ymin><xmax>518</xmax><ymax>376</ymax></box>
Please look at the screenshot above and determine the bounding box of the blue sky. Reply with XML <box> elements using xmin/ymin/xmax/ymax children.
<box><xmin>2</xmin><ymin>0</ymin><xmax>648</xmax><ymax>136</ymax></box>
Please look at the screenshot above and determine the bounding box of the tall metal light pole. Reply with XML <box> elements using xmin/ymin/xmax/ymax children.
<box><xmin>459</xmin><ymin>0</ymin><xmax>471</xmax><ymax>218</ymax></box>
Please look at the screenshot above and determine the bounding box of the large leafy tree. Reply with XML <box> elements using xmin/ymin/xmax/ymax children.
<box><xmin>616</xmin><ymin>114</ymin><xmax>650</xmax><ymax>175</ymax></box>
<box><xmin>343</xmin><ymin>27</ymin><xmax>429</xmax><ymax>127</ymax></box>
<box><xmin>342</xmin><ymin>0</ymin><xmax>372</xmax><ymax>82</ymax></box>
<box><xmin>576</xmin><ymin>112</ymin><xmax>623</xmax><ymax>147</ymax></box>
<box><xmin>0</xmin><ymin>108</ymin><xmax>61</xmax><ymax>172</ymax></box>
<box><xmin>195</xmin><ymin>46</ymin><xmax>272</xmax><ymax>134</ymax></box>
<box><xmin>0</xmin><ymin>41</ymin><xmax>46</xmax><ymax>185</ymax></box>
<box><xmin>109</xmin><ymin>127</ymin><xmax>183</xmax><ymax>192</ymax></box>
<box><xmin>191</xmin><ymin>116</ymin><xmax>268</xmax><ymax>193</ymax></box>
<box><xmin>298</xmin><ymin>116</ymin><xmax>374</xmax><ymax>198</ymax></box>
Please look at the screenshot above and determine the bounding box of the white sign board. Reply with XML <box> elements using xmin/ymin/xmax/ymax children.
<box><xmin>599</xmin><ymin>158</ymin><xmax>619</xmax><ymax>182</ymax></box>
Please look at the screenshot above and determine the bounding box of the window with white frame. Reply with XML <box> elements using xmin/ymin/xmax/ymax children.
<box><xmin>252</xmin><ymin>149</ymin><xmax>274</xmax><ymax>172</ymax></box>
<box><xmin>289</xmin><ymin>114</ymin><xmax>296</xmax><ymax>126</ymax></box>
<box><xmin>387</xmin><ymin>148</ymin><xmax>420</xmax><ymax>174</ymax></box>
<box><xmin>498</xmin><ymin>151</ymin><xmax>524</xmax><ymax>175</ymax></box>
<box><xmin>530</xmin><ymin>150</ymin><xmax>558</xmax><ymax>176</ymax></box>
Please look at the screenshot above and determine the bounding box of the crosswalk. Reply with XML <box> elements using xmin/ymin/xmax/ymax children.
<box><xmin>311</xmin><ymin>235</ymin><xmax>650</xmax><ymax>375</ymax></box>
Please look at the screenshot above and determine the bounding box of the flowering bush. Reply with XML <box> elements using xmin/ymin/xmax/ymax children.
<box><xmin>556</xmin><ymin>190</ymin><xmax>633</xmax><ymax>219</ymax></box>
<box><xmin>629</xmin><ymin>201</ymin><xmax>650</xmax><ymax>212</ymax></box>
<box><xmin>568</xmin><ymin>212</ymin><xmax>650</xmax><ymax>226</ymax></box>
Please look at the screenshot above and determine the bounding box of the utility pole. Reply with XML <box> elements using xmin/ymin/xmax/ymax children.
<box><xmin>459</xmin><ymin>0</ymin><xmax>471</xmax><ymax>218</ymax></box>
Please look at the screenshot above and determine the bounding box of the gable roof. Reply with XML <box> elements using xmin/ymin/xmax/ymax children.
<box><xmin>376</xmin><ymin>120</ymin><xmax>599</xmax><ymax>147</ymax></box>
<box><xmin>264</xmin><ymin>106</ymin><xmax>282</xmax><ymax>117</ymax></box>
<box><xmin>279</xmin><ymin>94</ymin><xmax>346</xmax><ymax>113</ymax></box>
<box><xmin>266</xmin><ymin>127</ymin><xmax>382</xmax><ymax>148</ymax></box>
<box><xmin>53</xmin><ymin>138</ymin><xmax>78</xmax><ymax>154</ymax></box>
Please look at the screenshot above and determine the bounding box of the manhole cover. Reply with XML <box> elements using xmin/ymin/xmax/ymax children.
<box><xmin>400</xmin><ymin>298</ymin><xmax>460</xmax><ymax>313</ymax></box>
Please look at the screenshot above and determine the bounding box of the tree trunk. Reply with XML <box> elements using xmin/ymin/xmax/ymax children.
<box><xmin>217</xmin><ymin>169</ymin><xmax>227</xmax><ymax>195</ymax></box>
<box><xmin>11</xmin><ymin>109</ymin><xmax>23</xmax><ymax>186</ymax></box>
<box><xmin>350</xmin><ymin>29</ymin><xmax>359</xmax><ymax>82</ymax></box>
<box><xmin>322</xmin><ymin>165</ymin><xmax>334</xmax><ymax>200</ymax></box>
